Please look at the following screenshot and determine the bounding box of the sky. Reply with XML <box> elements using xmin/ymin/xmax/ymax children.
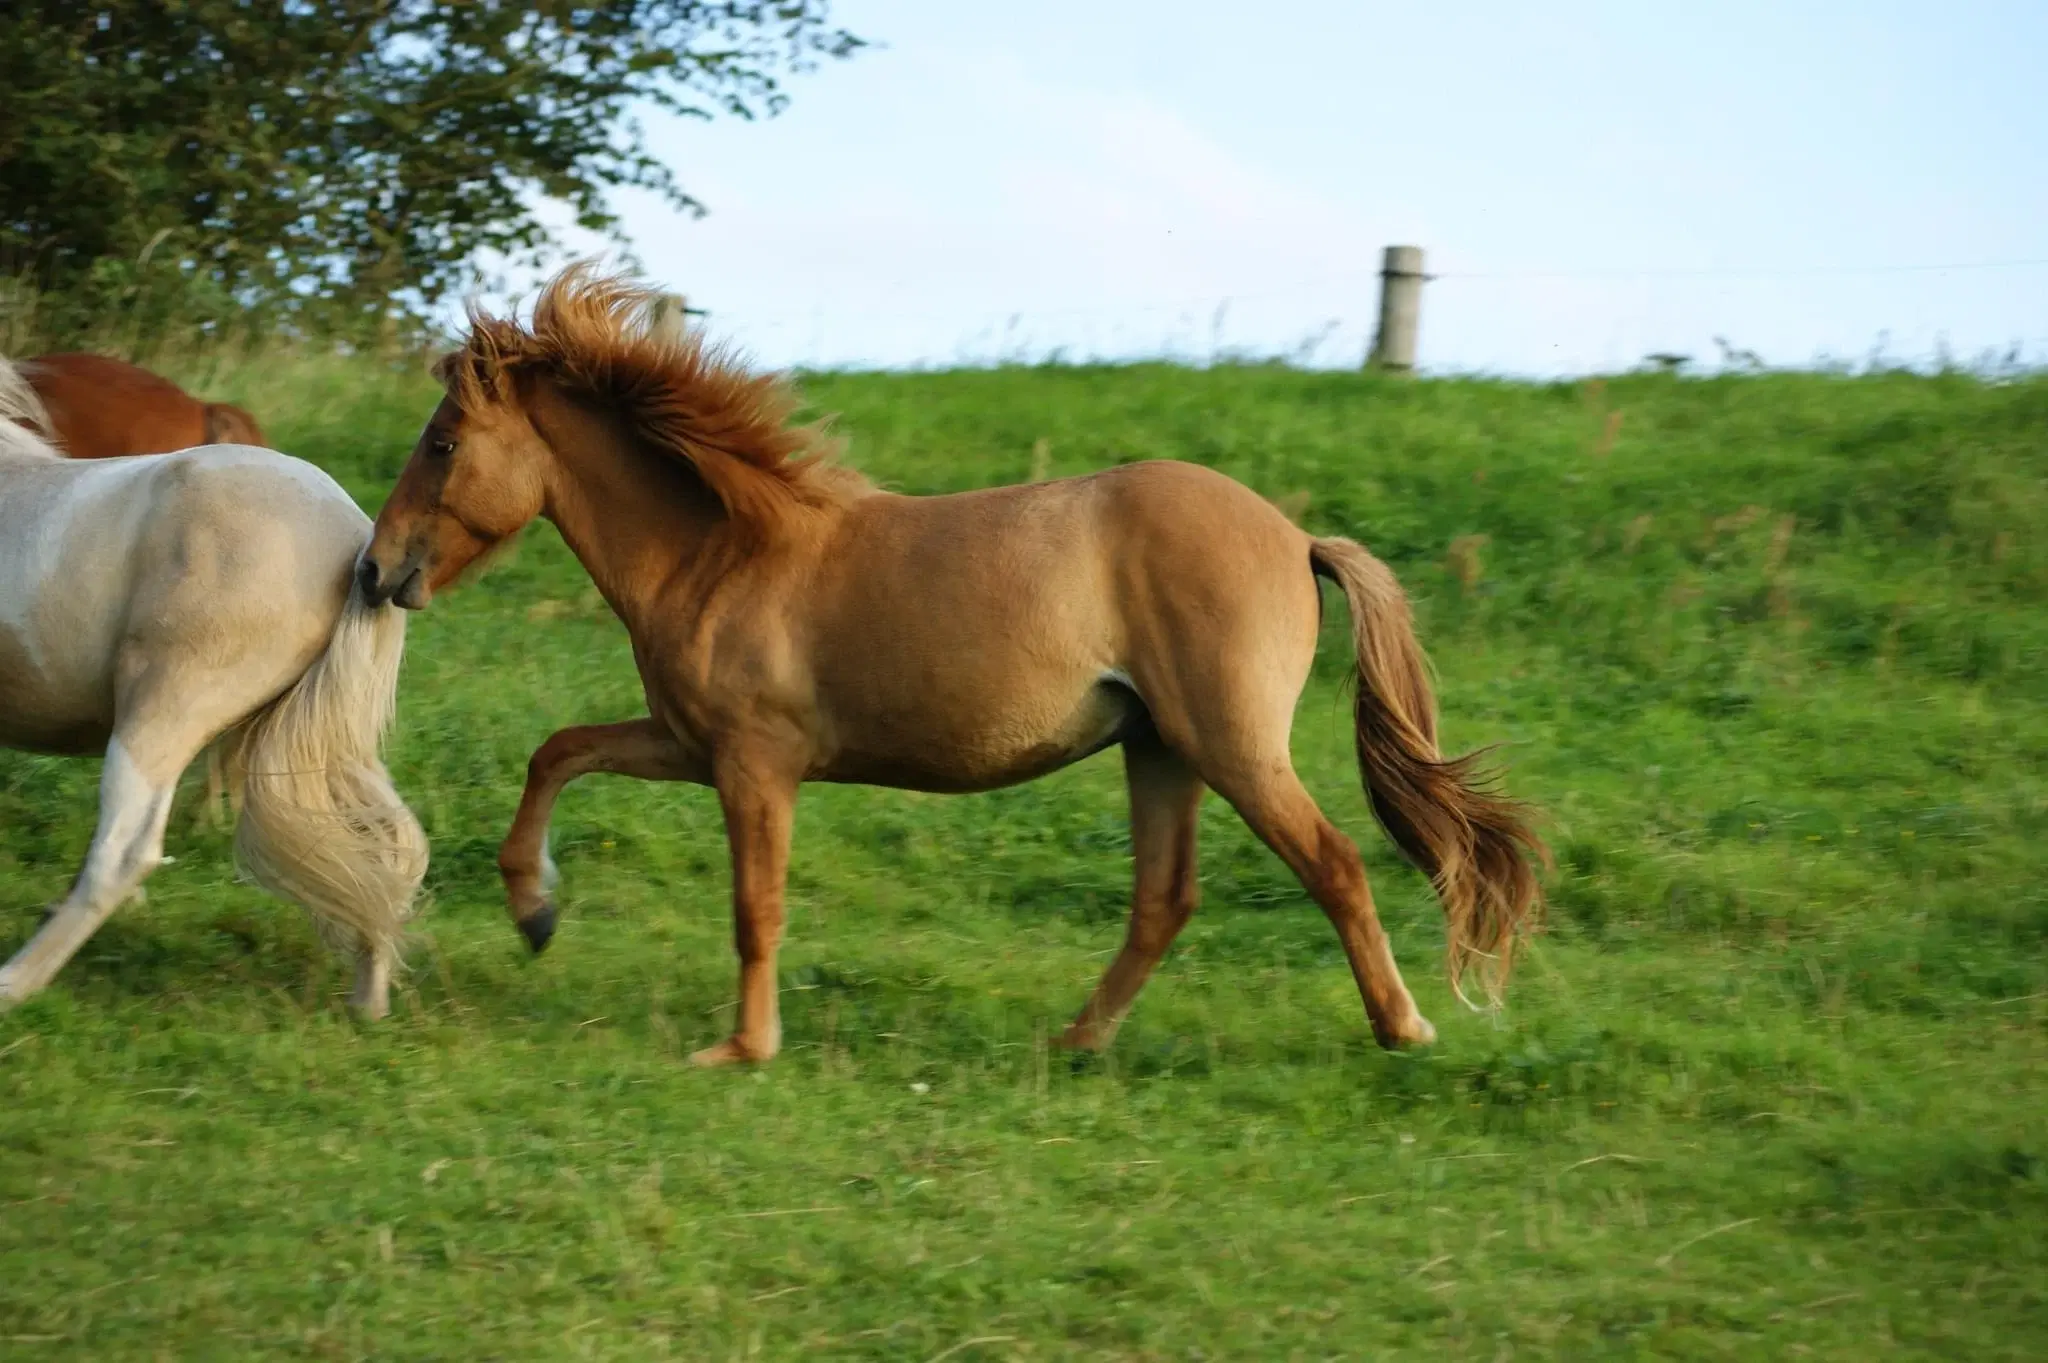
<box><xmin>526</xmin><ymin>0</ymin><xmax>2048</xmax><ymax>375</ymax></box>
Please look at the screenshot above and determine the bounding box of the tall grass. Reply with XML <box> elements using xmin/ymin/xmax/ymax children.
<box><xmin>1</xmin><ymin>349</ymin><xmax>2044</xmax><ymax>1359</ymax></box>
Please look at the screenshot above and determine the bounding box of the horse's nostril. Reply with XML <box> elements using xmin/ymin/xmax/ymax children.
<box><xmin>393</xmin><ymin>568</ymin><xmax>429</xmax><ymax>611</ymax></box>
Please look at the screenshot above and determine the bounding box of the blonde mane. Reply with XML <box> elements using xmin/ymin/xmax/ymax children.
<box><xmin>0</xmin><ymin>356</ymin><xmax>61</xmax><ymax>462</ymax></box>
<box><xmin>441</xmin><ymin>264</ymin><xmax>859</xmax><ymax>534</ymax></box>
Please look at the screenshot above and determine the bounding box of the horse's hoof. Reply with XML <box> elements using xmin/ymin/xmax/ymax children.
<box><xmin>348</xmin><ymin>993</ymin><xmax>391</xmax><ymax>1023</ymax></box>
<box><xmin>688</xmin><ymin>1036</ymin><xmax>773</xmax><ymax>1068</ymax></box>
<box><xmin>1375</xmin><ymin>1013</ymin><xmax>1437</xmax><ymax>1050</ymax></box>
<box><xmin>515</xmin><ymin>902</ymin><xmax>557</xmax><ymax>955</ymax></box>
<box><xmin>1052</xmin><ymin>1024</ymin><xmax>1113</xmax><ymax>1052</ymax></box>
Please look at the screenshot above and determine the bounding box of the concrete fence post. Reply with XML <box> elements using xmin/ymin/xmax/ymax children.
<box><xmin>647</xmin><ymin>292</ymin><xmax>707</xmax><ymax>339</ymax></box>
<box><xmin>1367</xmin><ymin>245</ymin><xmax>1427</xmax><ymax>373</ymax></box>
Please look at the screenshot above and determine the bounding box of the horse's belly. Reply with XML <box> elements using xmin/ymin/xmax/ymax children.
<box><xmin>0</xmin><ymin>624</ymin><xmax>113</xmax><ymax>754</ymax></box>
<box><xmin>816</xmin><ymin>679</ymin><xmax>1144</xmax><ymax>793</ymax></box>
<box><xmin>0</xmin><ymin>574</ymin><xmax>125</xmax><ymax>754</ymax></box>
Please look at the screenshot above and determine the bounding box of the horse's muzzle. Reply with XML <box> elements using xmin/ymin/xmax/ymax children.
<box><xmin>356</xmin><ymin>554</ymin><xmax>429</xmax><ymax>610</ymax></box>
<box><xmin>355</xmin><ymin>555</ymin><xmax>390</xmax><ymax>605</ymax></box>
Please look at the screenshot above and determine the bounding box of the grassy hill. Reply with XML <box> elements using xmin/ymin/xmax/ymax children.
<box><xmin>2</xmin><ymin>355</ymin><xmax>2044</xmax><ymax>1359</ymax></box>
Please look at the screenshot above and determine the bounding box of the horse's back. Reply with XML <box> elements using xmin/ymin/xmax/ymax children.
<box><xmin>149</xmin><ymin>443</ymin><xmax>364</xmax><ymax>534</ymax></box>
<box><xmin>832</xmin><ymin>459</ymin><xmax>1308</xmax><ymax>621</ymax></box>
<box><xmin>31</xmin><ymin>442</ymin><xmax>365</xmax><ymax>545</ymax></box>
<box><xmin>786</xmin><ymin>460</ymin><xmax>1314</xmax><ymax>788</ymax></box>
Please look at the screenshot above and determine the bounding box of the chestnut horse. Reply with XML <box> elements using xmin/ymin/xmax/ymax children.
<box><xmin>360</xmin><ymin>266</ymin><xmax>1545</xmax><ymax>1067</ymax></box>
<box><xmin>20</xmin><ymin>353</ymin><xmax>269</xmax><ymax>459</ymax></box>
<box><xmin>0</xmin><ymin>356</ymin><xmax>424</xmax><ymax>1015</ymax></box>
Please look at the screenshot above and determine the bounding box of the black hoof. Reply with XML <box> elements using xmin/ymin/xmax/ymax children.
<box><xmin>517</xmin><ymin>903</ymin><xmax>557</xmax><ymax>955</ymax></box>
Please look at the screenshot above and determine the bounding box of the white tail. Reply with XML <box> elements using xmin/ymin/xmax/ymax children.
<box><xmin>219</xmin><ymin>583</ymin><xmax>428</xmax><ymax>990</ymax></box>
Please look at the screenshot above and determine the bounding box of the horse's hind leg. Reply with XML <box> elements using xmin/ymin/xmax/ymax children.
<box><xmin>3</xmin><ymin>649</ymin><xmax>274</xmax><ymax>1010</ymax></box>
<box><xmin>1132</xmin><ymin>653</ymin><xmax>1434</xmax><ymax>1047</ymax></box>
<box><xmin>199</xmin><ymin>745</ymin><xmax>234</xmax><ymax>829</ymax></box>
<box><xmin>350</xmin><ymin>952</ymin><xmax>393</xmax><ymax>1018</ymax></box>
<box><xmin>1208</xmin><ymin>759</ymin><xmax>1434</xmax><ymax>1049</ymax></box>
<box><xmin>0</xmin><ymin>733</ymin><xmax>182</xmax><ymax>1008</ymax></box>
<box><xmin>1058</xmin><ymin>739</ymin><xmax>1205</xmax><ymax>1051</ymax></box>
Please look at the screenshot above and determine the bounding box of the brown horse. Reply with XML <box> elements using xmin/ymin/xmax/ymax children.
<box><xmin>20</xmin><ymin>353</ymin><xmax>269</xmax><ymax>458</ymax></box>
<box><xmin>360</xmin><ymin>266</ymin><xmax>1546</xmax><ymax>1067</ymax></box>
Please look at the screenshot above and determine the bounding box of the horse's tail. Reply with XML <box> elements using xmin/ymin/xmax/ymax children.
<box><xmin>1309</xmin><ymin>536</ymin><xmax>1547</xmax><ymax>1007</ymax></box>
<box><xmin>218</xmin><ymin>575</ymin><xmax>426</xmax><ymax>1011</ymax></box>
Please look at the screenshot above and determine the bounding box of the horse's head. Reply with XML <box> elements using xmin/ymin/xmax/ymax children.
<box><xmin>360</xmin><ymin>344</ymin><xmax>552</xmax><ymax>610</ymax></box>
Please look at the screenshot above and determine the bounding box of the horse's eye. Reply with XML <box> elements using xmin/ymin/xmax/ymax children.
<box><xmin>428</xmin><ymin>436</ymin><xmax>456</xmax><ymax>459</ymax></box>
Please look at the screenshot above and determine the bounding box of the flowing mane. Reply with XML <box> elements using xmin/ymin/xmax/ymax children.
<box><xmin>0</xmin><ymin>356</ymin><xmax>62</xmax><ymax>462</ymax></box>
<box><xmin>441</xmin><ymin>263</ymin><xmax>860</xmax><ymax>534</ymax></box>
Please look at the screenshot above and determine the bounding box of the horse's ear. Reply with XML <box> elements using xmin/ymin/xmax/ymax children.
<box><xmin>434</xmin><ymin>335</ymin><xmax>523</xmax><ymax>407</ymax></box>
<box><xmin>431</xmin><ymin>348</ymin><xmax>496</xmax><ymax>410</ymax></box>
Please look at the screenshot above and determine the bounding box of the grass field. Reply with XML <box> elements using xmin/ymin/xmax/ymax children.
<box><xmin>2</xmin><ymin>355</ymin><xmax>2045</xmax><ymax>1360</ymax></box>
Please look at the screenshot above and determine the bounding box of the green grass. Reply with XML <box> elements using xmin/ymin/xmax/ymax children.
<box><xmin>3</xmin><ymin>357</ymin><xmax>2045</xmax><ymax>1360</ymax></box>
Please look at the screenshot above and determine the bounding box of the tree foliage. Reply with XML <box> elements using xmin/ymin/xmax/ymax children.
<box><xmin>0</xmin><ymin>2</ymin><xmax>861</xmax><ymax>340</ymax></box>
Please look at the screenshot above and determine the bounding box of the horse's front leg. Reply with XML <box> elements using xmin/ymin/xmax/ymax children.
<box><xmin>690</xmin><ymin>755</ymin><xmax>799</xmax><ymax>1068</ymax></box>
<box><xmin>497</xmin><ymin>718</ymin><xmax>704</xmax><ymax>952</ymax></box>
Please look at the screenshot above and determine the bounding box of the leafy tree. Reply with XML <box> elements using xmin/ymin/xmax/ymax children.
<box><xmin>0</xmin><ymin>2</ymin><xmax>862</xmax><ymax>341</ymax></box>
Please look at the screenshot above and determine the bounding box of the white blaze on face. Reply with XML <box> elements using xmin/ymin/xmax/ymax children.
<box><xmin>539</xmin><ymin>840</ymin><xmax>561</xmax><ymax>893</ymax></box>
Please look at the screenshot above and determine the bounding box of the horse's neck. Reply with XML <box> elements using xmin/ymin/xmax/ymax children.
<box><xmin>531</xmin><ymin>388</ymin><xmax>733</xmax><ymax>631</ymax></box>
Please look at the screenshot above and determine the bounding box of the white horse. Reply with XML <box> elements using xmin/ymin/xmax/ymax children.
<box><xmin>0</xmin><ymin>356</ymin><xmax>426</xmax><ymax>1016</ymax></box>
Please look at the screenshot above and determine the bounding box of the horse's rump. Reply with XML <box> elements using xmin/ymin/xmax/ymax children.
<box><xmin>0</xmin><ymin>414</ymin><xmax>423</xmax><ymax>1015</ymax></box>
